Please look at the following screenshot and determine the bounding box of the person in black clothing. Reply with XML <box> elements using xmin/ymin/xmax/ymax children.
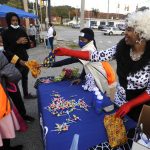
<box><xmin>1</xmin><ymin>12</ymin><xmax>35</xmax><ymax>122</ymax></box>
<box><xmin>2</xmin><ymin>12</ymin><xmax>36</xmax><ymax>99</ymax></box>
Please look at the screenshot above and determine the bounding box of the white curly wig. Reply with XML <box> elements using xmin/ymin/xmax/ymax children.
<box><xmin>126</xmin><ymin>9</ymin><xmax>150</xmax><ymax>40</ymax></box>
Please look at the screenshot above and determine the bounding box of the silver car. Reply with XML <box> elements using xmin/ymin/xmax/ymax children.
<box><xmin>103</xmin><ymin>27</ymin><xmax>124</xmax><ymax>36</ymax></box>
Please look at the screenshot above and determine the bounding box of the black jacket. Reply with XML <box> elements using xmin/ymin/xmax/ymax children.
<box><xmin>2</xmin><ymin>26</ymin><xmax>30</xmax><ymax>61</ymax></box>
<box><xmin>0</xmin><ymin>51</ymin><xmax>21</xmax><ymax>83</ymax></box>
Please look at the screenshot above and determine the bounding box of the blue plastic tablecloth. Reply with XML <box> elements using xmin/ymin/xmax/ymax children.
<box><xmin>37</xmin><ymin>81</ymin><xmax>136</xmax><ymax>150</ymax></box>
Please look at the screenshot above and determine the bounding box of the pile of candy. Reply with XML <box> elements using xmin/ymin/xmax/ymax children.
<box><xmin>45</xmin><ymin>91</ymin><xmax>90</xmax><ymax>133</ymax></box>
<box><xmin>51</xmin><ymin>115</ymin><xmax>81</xmax><ymax>134</ymax></box>
<box><xmin>62</xmin><ymin>68</ymin><xmax>79</xmax><ymax>79</ymax></box>
<box><xmin>54</xmin><ymin>68</ymin><xmax>79</xmax><ymax>82</ymax></box>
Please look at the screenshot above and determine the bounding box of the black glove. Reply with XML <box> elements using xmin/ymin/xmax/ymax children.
<box><xmin>43</xmin><ymin>52</ymin><xmax>55</xmax><ymax>67</ymax></box>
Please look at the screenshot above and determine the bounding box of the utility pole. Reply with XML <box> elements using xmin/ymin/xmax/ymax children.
<box><xmin>23</xmin><ymin>0</ymin><xmax>30</xmax><ymax>28</ymax></box>
<box><xmin>107</xmin><ymin>0</ymin><xmax>110</xmax><ymax>24</ymax></box>
<box><xmin>48</xmin><ymin>0</ymin><xmax>51</xmax><ymax>23</ymax></box>
<box><xmin>45</xmin><ymin>0</ymin><xmax>49</xmax><ymax>29</ymax></box>
<box><xmin>40</xmin><ymin>0</ymin><xmax>43</xmax><ymax>24</ymax></box>
<box><xmin>32</xmin><ymin>2</ymin><xmax>35</xmax><ymax>14</ymax></box>
<box><xmin>35</xmin><ymin>0</ymin><xmax>38</xmax><ymax>16</ymax></box>
<box><xmin>80</xmin><ymin>0</ymin><xmax>85</xmax><ymax>29</ymax></box>
<box><xmin>68</xmin><ymin>11</ymin><xmax>70</xmax><ymax>20</ymax></box>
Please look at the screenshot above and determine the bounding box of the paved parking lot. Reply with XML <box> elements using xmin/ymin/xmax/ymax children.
<box><xmin>12</xmin><ymin>26</ymin><xmax>124</xmax><ymax>150</ymax></box>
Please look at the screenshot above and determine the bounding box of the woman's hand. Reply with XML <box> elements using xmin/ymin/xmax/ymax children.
<box><xmin>115</xmin><ymin>92</ymin><xmax>150</xmax><ymax>118</ymax></box>
<box><xmin>115</xmin><ymin>102</ymin><xmax>132</xmax><ymax>118</ymax></box>
<box><xmin>19</xmin><ymin>60</ymin><xmax>27</xmax><ymax>67</ymax></box>
<box><xmin>16</xmin><ymin>37</ymin><xmax>28</xmax><ymax>44</ymax></box>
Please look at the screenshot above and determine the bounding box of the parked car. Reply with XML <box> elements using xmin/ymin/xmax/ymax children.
<box><xmin>98</xmin><ymin>25</ymin><xmax>114</xmax><ymax>31</ymax></box>
<box><xmin>90</xmin><ymin>25</ymin><xmax>98</xmax><ymax>29</ymax></box>
<box><xmin>118</xmin><ymin>26</ymin><xmax>126</xmax><ymax>31</ymax></box>
<box><xmin>117</xmin><ymin>24</ymin><xmax>126</xmax><ymax>31</ymax></box>
<box><xmin>98</xmin><ymin>25</ymin><xmax>106</xmax><ymax>30</ymax></box>
<box><xmin>103</xmin><ymin>27</ymin><xmax>124</xmax><ymax>35</ymax></box>
<box><xmin>72</xmin><ymin>24</ymin><xmax>80</xmax><ymax>29</ymax></box>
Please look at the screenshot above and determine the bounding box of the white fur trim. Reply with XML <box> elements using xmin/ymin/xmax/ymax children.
<box><xmin>126</xmin><ymin>10</ymin><xmax>150</xmax><ymax>40</ymax></box>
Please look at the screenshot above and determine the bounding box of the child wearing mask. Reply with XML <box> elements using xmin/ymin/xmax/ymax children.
<box><xmin>43</xmin><ymin>28</ymin><xmax>116</xmax><ymax>99</ymax></box>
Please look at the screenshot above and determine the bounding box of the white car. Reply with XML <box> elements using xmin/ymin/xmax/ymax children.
<box><xmin>103</xmin><ymin>27</ymin><xmax>124</xmax><ymax>35</ymax></box>
<box><xmin>91</xmin><ymin>25</ymin><xmax>98</xmax><ymax>29</ymax></box>
<box><xmin>72</xmin><ymin>24</ymin><xmax>80</xmax><ymax>29</ymax></box>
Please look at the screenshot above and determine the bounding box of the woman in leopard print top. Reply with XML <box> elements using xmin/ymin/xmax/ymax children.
<box><xmin>54</xmin><ymin>10</ymin><xmax>150</xmax><ymax>121</ymax></box>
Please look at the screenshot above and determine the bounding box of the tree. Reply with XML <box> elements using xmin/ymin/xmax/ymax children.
<box><xmin>0</xmin><ymin>0</ymin><xmax>9</xmax><ymax>4</ymax></box>
<box><xmin>137</xmin><ymin>6</ymin><xmax>149</xmax><ymax>11</ymax></box>
<box><xmin>51</xmin><ymin>6</ymin><xmax>77</xmax><ymax>20</ymax></box>
<box><xmin>6</xmin><ymin>0</ymin><xmax>23</xmax><ymax>9</ymax></box>
<box><xmin>91</xmin><ymin>8</ymin><xmax>99</xmax><ymax>18</ymax></box>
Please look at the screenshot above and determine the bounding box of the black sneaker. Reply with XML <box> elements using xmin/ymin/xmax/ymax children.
<box><xmin>24</xmin><ymin>93</ymin><xmax>37</xmax><ymax>99</ymax></box>
<box><xmin>10</xmin><ymin>145</ymin><xmax>23</xmax><ymax>150</ymax></box>
<box><xmin>23</xmin><ymin>115</ymin><xmax>35</xmax><ymax>123</ymax></box>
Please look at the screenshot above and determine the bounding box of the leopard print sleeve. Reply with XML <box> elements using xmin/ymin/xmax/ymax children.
<box><xmin>90</xmin><ymin>45</ymin><xmax>117</xmax><ymax>62</ymax></box>
<box><xmin>146</xmin><ymin>75</ymin><xmax>150</xmax><ymax>95</ymax></box>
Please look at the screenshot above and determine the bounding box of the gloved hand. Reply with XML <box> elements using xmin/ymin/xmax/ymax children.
<box><xmin>43</xmin><ymin>56</ymin><xmax>53</xmax><ymax>67</ymax></box>
<box><xmin>115</xmin><ymin>91</ymin><xmax>150</xmax><ymax>118</ymax></box>
<box><xmin>54</xmin><ymin>47</ymin><xmax>90</xmax><ymax>60</ymax></box>
<box><xmin>43</xmin><ymin>51</ymin><xmax>55</xmax><ymax>67</ymax></box>
<box><xmin>54</xmin><ymin>47</ymin><xmax>72</xmax><ymax>56</ymax></box>
<box><xmin>115</xmin><ymin>102</ymin><xmax>132</xmax><ymax>118</ymax></box>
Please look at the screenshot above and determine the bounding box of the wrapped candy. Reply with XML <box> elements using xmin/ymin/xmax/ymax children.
<box><xmin>53</xmin><ymin>68</ymin><xmax>79</xmax><ymax>82</ymax></box>
<box><xmin>25</xmin><ymin>60</ymin><xmax>41</xmax><ymax>78</ymax></box>
<box><xmin>63</xmin><ymin>68</ymin><xmax>73</xmax><ymax>78</ymax></box>
<box><xmin>72</xmin><ymin>68</ymin><xmax>79</xmax><ymax>78</ymax></box>
<box><xmin>104</xmin><ymin>114</ymin><xmax>127</xmax><ymax>148</ymax></box>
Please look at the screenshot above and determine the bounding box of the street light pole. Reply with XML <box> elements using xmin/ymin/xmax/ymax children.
<box><xmin>48</xmin><ymin>0</ymin><xmax>51</xmax><ymax>23</ymax></box>
<box><xmin>23</xmin><ymin>0</ymin><xmax>30</xmax><ymax>28</ymax></box>
<box><xmin>35</xmin><ymin>0</ymin><xmax>38</xmax><ymax>16</ymax></box>
<box><xmin>107</xmin><ymin>0</ymin><xmax>109</xmax><ymax>24</ymax></box>
<box><xmin>80</xmin><ymin>0</ymin><xmax>85</xmax><ymax>29</ymax></box>
<box><xmin>40</xmin><ymin>0</ymin><xmax>43</xmax><ymax>24</ymax></box>
<box><xmin>45</xmin><ymin>0</ymin><xmax>49</xmax><ymax>29</ymax></box>
<box><xmin>32</xmin><ymin>2</ymin><xmax>35</xmax><ymax>14</ymax></box>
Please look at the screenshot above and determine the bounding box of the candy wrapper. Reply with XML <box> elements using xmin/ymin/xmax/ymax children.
<box><xmin>25</xmin><ymin>60</ymin><xmax>41</xmax><ymax>78</ymax></box>
<box><xmin>104</xmin><ymin>114</ymin><xmax>127</xmax><ymax>148</ymax></box>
